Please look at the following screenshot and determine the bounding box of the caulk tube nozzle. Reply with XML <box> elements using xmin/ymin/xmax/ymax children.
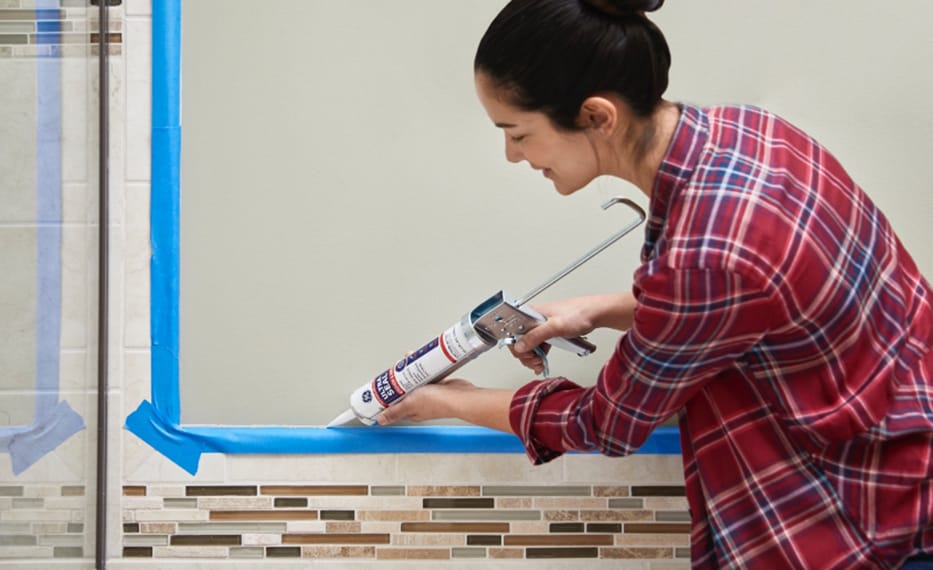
<box><xmin>325</xmin><ymin>408</ymin><xmax>359</xmax><ymax>428</ymax></box>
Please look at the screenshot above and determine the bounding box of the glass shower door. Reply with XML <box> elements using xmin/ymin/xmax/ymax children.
<box><xmin>0</xmin><ymin>1</ymin><xmax>105</xmax><ymax>565</ymax></box>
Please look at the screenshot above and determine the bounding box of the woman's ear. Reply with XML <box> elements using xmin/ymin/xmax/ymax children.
<box><xmin>578</xmin><ymin>96</ymin><xmax>618</xmax><ymax>134</ymax></box>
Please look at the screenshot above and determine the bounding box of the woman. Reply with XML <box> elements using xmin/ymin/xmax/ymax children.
<box><xmin>378</xmin><ymin>0</ymin><xmax>933</xmax><ymax>567</ymax></box>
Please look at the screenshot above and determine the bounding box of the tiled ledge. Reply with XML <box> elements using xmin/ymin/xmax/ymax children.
<box><xmin>121</xmin><ymin>483</ymin><xmax>691</xmax><ymax>562</ymax></box>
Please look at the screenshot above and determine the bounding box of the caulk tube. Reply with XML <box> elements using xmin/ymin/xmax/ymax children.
<box><xmin>347</xmin><ymin>313</ymin><xmax>494</xmax><ymax>425</ymax></box>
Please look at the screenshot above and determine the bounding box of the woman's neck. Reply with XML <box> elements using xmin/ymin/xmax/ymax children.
<box><xmin>612</xmin><ymin>100</ymin><xmax>681</xmax><ymax>199</ymax></box>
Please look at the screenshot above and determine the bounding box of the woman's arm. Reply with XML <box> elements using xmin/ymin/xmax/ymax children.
<box><xmin>376</xmin><ymin>379</ymin><xmax>516</xmax><ymax>433</ymax></box>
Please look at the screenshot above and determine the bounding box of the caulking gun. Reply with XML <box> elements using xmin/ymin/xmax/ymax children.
<box><xmin>326</xmin><ymin>197</ymin><xmax>646</xmax><ymax>427</ymax></box>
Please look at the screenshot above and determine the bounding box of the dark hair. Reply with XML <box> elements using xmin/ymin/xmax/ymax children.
<box><xmin>474</xmin><ymin>0</ymin><xmax>671</xmax><ymax>129</ymax></box>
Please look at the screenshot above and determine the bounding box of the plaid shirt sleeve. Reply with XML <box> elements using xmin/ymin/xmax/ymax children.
<box><xmin>510</xmin><ymin>263</ymin><xmax>774</xmax><ymax>463</ymax></box>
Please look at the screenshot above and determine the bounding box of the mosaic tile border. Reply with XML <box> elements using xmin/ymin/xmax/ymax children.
<box><xmin>121</xmin><ymin>484</ymin><xmax>691</xmax><ymax>561</ymax></box>
<box><xmin>0</xmin><ymin>1</ymin><xmax>123</xmax><ymax>57</ymax></box>
<box><xmin>0</xmin><ymin>485</ymin><xmax>87</xmax><ymax>560</ymax></box>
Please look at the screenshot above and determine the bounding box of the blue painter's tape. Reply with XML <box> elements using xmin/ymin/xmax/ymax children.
<box><xmin>36</xmin><ymin>21</ymin><xmax>62</xmax><ymax>33</ymax></box>
<box><xmin>149</xmin><ymin>127</ymin><xmax>181</xmax><ymax>422</ymax></box>
<box><xmin>7</xmin><ymin>401</ymin><xmax>84</xmax><ymax>475</ymax></box>
<box><xmin>34</xmin><ymin>9</ymin><xmax>61</xmax><ymax>21</ymax></box>
<box><xmin>126</xmin><ymin>401</ymin><xmax>202</xmax><ymax>475</ymax></box>
<box><xmin>126</xmin><ymin>0</ymin><xmax>682</xmax><ymax>474</ymax></box>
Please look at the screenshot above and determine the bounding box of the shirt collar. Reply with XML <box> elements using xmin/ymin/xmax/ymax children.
<box><xmin>642</xmin><ymin>104</ymin><xmax>709</xmax><ymax>261</ymax></box>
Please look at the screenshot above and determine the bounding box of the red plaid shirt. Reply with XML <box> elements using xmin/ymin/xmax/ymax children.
<box><xmin>510</xmin><ymin>105</ymin><xmax>933</xmax><ymax>568</ymax></box>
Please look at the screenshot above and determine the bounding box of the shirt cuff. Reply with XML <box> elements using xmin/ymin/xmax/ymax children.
<box><xmin>509</xmin><ymin>377</ymin><xmax>584</xmax><ymax>465</ymax></box>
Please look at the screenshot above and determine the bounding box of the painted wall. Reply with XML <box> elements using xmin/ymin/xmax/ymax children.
<box><xmin>175</xmin><ymin>0</ymin><xmax>933</xmax><ymax>427</ymax></box>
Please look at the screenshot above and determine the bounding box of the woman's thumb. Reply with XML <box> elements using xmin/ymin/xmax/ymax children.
<box><xmin>513</xmin><ymin>324</ymin><xmax>553</xmax><ymax>353</ymax></box>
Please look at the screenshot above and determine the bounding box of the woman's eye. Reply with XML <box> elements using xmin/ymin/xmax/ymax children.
<box><xmin>510</xmin><ymin>134</ymin><xmax>526</xmax><ymax>142</ymax></box>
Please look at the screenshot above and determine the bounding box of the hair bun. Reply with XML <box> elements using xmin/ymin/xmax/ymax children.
<box><xmin>582</xmin><ymin>0</ymin><xmax>664</xmax><ymax>16</ymax></box>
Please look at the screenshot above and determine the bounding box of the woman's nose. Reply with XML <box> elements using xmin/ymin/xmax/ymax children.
<box><xmin>504</xmin><ymin>137</ymin><xmax>523</xmax><ymax>163</ymax></box>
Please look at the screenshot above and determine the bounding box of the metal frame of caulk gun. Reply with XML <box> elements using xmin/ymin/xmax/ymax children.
<box><xmin>470</xmin><ymin>197</ymin><xmax>646</xmax><ymax>356</ymax></box>
<box><xmin>517</xmin><ymin>197</ymin><xmax>646</xmax><ymax>307</ymax></box>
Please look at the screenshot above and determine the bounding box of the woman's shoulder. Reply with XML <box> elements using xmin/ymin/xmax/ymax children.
<box><xmin>699</xmin><ymin>104</ymin><xmax>811</xmax><ymax>148</ymax></box>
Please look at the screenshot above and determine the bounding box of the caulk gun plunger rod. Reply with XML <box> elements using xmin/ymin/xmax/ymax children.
<box><xmin>515</xmin><ymin>197</ymin><xmax>646</xmax><ymax>307</ymax></box>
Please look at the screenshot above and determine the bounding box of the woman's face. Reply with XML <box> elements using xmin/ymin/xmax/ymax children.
<box><xmin>475</xmin><ymin>72</ymin><xmax>600</xmax><ymax>195</ymax></box>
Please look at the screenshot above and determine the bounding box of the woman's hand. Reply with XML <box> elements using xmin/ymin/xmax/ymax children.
<box><xmin>376</xmin><ymin>379</ymin><xmax>515</xmax><ymax>433</ymax></box>
<box><xmin>510</xmin><ymin>292</ymin><xmax>635</xmax><ymax>374</ymax></box>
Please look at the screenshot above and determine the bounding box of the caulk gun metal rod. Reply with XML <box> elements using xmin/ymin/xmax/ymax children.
<box><xmin>515</xmin><ymin>197</ymin><xmax>647</xmax><ymax>307</ymax></box>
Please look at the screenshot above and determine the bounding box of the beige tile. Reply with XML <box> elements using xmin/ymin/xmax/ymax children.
<box><xmin>227</xmin><ymin>454</ymin><xmax>398</xmax><ymax>483</ymax></box>
<box><xmin>594</xmin><ymin>485</ymin><xmax>631</xmax><ymax>497</ymax></box>
<box><xmin>376</xmin><ymin>547</ymin><xmax>449</xmax><ymax>560</ymax></box>
<box><xmin>61</xmin><ymin>226</ymin><xmax>88</xmax><ymax>349</ymax></box>
<box><xmin>42</xmin><ymin>496</ymin><xmax>88</xmax><ymax>510</ymax></box>
<box><xmin>390</xmin><ymin>533</ymin><xmax>464</xmax><ymax>547</ymax></box>
<box><xmin>138</xmin><ymin>522</ymin><xmax>175</xmax><ymax>534</ymax></box>
<box><xmin>398</xmin><ymin>454</ymin><xmax>564</xmax><ymax>484</ymax></box>
<box><xmin>601</xmin><ymin>547</ymin><xmax>675</xmax><ymax>559</ymax></box>
<box><xmin>325</xmin><ymin>521</ymin><xmax>361</xmax><ymax>533</ymax></box>
<box><xmin>407</xmin><ymin>485</ymin><xmax>480</xmax><ymax>497</ymax></box>
<box><xmin>580</xmin><ymin>510</ymin><xmax>654</xmax><ymax>522</ymax></box>
<box><xmin>122</xmin><ymin>431</ymin><xmax>225</xmax><ymax>483</ymax></box>
<box><xmin>124</xmin><ymin>16</ymin><xmax>150</xmax><ymax>181</ymax></box>
<box><xmin>0</xmin><ymin>228</ymin><xmax>36</xmax><ymax>399</ymax></box>
<box><xmin>563</xmin><ymin>454</ymin><xmax>684</xmax><ymax>485</ymax></box>
<box><xmin>359</xmin><ymin>521</ymin><xmax>400</xmax><ymax>535</ymax></box>
<box><xmin>283</xmin><ymin>521</ymin><xmax>326</xmax><ymax>533</ymax></box>
<box><xmin>133</xmin><ymin>509</ymin><xmax>209</xmax><ymax>522</ymax></box>
<box><xmin>534</xmin><ymin>497</ymin><xmax>607</xmax><ymax>509</ymax></box>
<box><xmin>62</xmin><ymin>182</ymin><xmax>90</xmax><ymax>225</ymax></box>
<box><xmin>152</xmin><ymin>546</ymin><xmax>228</xmax><ymax>558</ymax></box>
<box><xmin>121</xmin><ymin>350</ymin><xmax>150</xmax><ymax>418</ymax></box>
<box><xmin>495</xmin><ymin>498</ymin><xmax>532</xmax><ymax>508</ymax></box>
<box><xmin>643</xmin><ymin>497</ymin><xmax>689</xmax><ymax>511</ymax></box>
<box><xmin>1</xmin><ymin>509</ymin><xmax>72</xmax><ymax>522</ymax></box>
<box><xmin>146</xmin><ymin>485</ymin><xmax>185</xmax><ymax>498</ymax></box>
<box><xmin>357</xmin><ymin>510</ymin><xmax>429</xmax><ymax>522</ymax></box>
<box><xmin>121</xmin><ymin>497</ymin><xmax>163</xmax><ymax>510</ymax></box>
<box><xmin>0</xmin><ymin>61</ymin><xmax>36</xmax><ymax>222</ymax></box>
<box><xmin>240</xmin><ymin>533</ymin><xmax>280</xmax><ymax>546</ymax></box>
<box><xmin>305</xmin><ymin>496</ymin><xmax>421</xmax><ymax>510</ymax></box>
<box><xmin>123</xmin><ymin>0</ymin><xmax>151</xmax><ymax>17</ymax></box>
<box><xmin>196</xmin><ymin>497</ymin><xmax>272</xmax><ymax>510</ymax></box>
<box><xmin>300</xmin><ymin>545</ymin><xmax>375</xmax><ymax>559</ymax></box>
<box><xmin>60</xmin><ymin>57</ymin><xmax>90</xmax><ymax>185</ymax></box>
<box><xmin>123</xmin><ymin>534</ymin><xmax>168</xmax><ymax>547</ymax></box>
<box><xmin>650</xmin><ymin>562</ymin><xmax>691</xmax><ymax>570</ymax></box>
<box><xmin>0</xmin><ymin>546</ymin><xmax>54</xmax><ymax>558</ymax></box>
<box><xmin>59</xmin><ymin>350</ymin><xmax>88</xmax><ymax>392</ymax></box>
<box><xmin>508</xmin><ymin>521</ymin><xmax>549</xmax><ymax>534</ymax></box>
<box><xmin>615</xmin><ymin>533</ymin><xmax>690</xmax><ymax>547</ymax></box>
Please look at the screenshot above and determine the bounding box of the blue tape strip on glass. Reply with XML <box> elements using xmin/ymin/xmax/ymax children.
<box><xmin>1</xmin><ymin>0</ymin><xmax>85</xmax><ymax>475</ymax></box>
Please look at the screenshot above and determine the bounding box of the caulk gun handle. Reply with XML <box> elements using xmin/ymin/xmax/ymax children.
<box><xmin>547</xmin><ymin>335</ymin><xmax>597</xmax><ymax>357</ymax></box>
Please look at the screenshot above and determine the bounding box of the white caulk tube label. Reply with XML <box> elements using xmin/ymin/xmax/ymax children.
<box><xmin>348</xmin><ymin>314</ymin><xmax>492</xmax><ymax>425</ymax></box>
